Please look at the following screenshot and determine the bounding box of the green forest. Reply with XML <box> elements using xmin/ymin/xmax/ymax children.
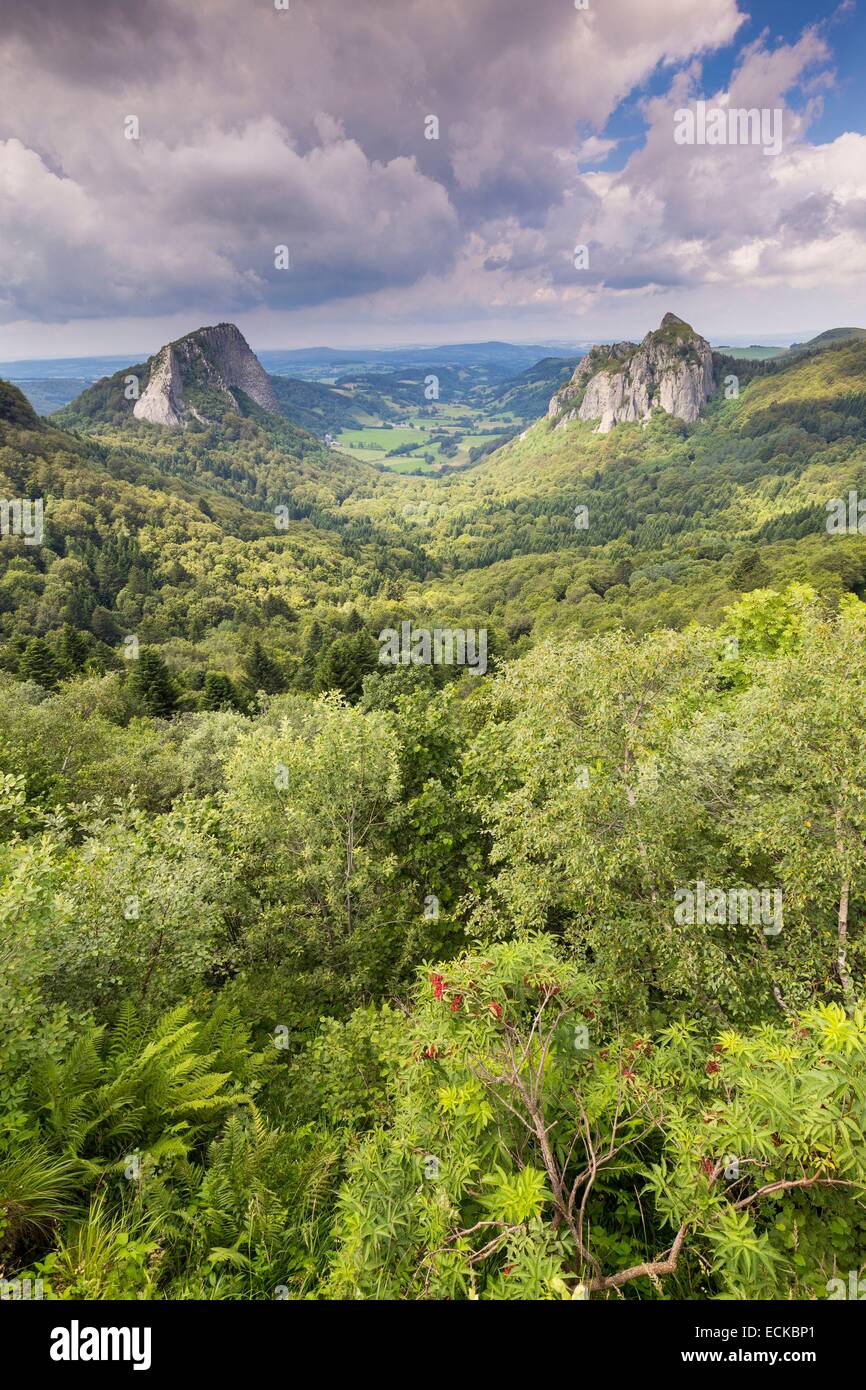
<box><xmin>2</xmin><ymin>333</ymin><xmax>866</xmax><ymax>1302</ymax></box>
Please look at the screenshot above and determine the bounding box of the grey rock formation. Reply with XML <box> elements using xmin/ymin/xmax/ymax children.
<box><xmin>133</xmin><ymin>323</ymin><xmax>278</xmax><ymax>427</ymax></box>
<box><xmin>133</xmin><ymin>342</ymin><xmax>186</xmax><ymax>427</ymax></box>
<box><xmin>547</xmin><ymin>341</ymin><xmax>636</xmax><ymax>423</ymax></box>
<box><xmin>548</xmin><ymin>313</ymin><xmax>714</xmax><ymax>432</ymax></box>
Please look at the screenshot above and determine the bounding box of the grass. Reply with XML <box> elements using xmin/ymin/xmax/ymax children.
<box><xmin>715</xmin><ymin>346</ymin><xmax>787</xmax><ymax>361</ymax></box>
<box><xmin>334</xmin><ymin>409</ymin><xmax>515</xmax><ymax>471</ymax></box>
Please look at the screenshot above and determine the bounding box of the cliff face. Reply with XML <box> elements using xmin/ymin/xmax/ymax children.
<box><xmin>547</xmin><ymin>341</ymin><xmax>636</xmax><ymax>423</ymax></box>
<box><xmin>133</xmin><ymin>323</ymin><xmax>278</xmax><ymax>427</ymax></box>
<box><xmin>548</xmin><ymin>313</ymin><xmax>714</xmax><ymax>432</ymax></box>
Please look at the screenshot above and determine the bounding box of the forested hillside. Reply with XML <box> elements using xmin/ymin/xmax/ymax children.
<box><xmin>1</xmin><ymin>328</ymin><xmax>865</xmax><ymax>1301</ymax></box>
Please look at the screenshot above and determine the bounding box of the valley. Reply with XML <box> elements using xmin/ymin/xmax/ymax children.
<box><xmin>5</xmin><ymin>340</ymin><xmax>581</xmax><ymax>474</ymax></box>
<box><xmin>2</xmin><ymin>315</ymin><xmax>865</xmax><ymax>679</ymax></box>
<box><xmin>3</xmin><ymin>310</ymin><xmax>866</xmax><ymax>1306</ymax></box>
<box><xmin>5</xmin><ymin>0</ymin><xmax>866</xmax><ymax>1327</ymax></box>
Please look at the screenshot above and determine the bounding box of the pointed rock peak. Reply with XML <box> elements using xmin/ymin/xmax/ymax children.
<box><xmin>178</xmin><ymin>322</ymin><xmax>253</xmax><ymax>353</ymax></box>
<box><xmin>659</xmin><ymin>312</ymin><xmax>692</xmax><ymax>330</ymax></box>
<box><xmin>132</xmin><ymin>322</ymin><xmax>278</xmax><ymax>428</ymax></box>
<box><xmin>548</xmin><ymin>313</ymin><xmax>714</xmax><ymax>432</ymax></box>
<box><xmin>652</xmin><ymin>313</ymin><xmax>704</xmax><ymax>345</ymax></box>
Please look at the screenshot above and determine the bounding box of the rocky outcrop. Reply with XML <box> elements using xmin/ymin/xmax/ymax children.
<box><xmin>134</xmin><ymin>342</ymin><xmax>186</xmax><ymax>427</ymax></box>
<box><xmin>133</xmin><ymin>323</ymin><xmax>278</xmax><ymax>427</ymax></box>
<box><xmin>548</xmin><ymin>313</ymin><xmax>714</xmax><ymax>432</ymax></box>
<box><xmin>547</xmin><ymin>341</ymin><xmax>636</xmax><ymax>423</ymax></box>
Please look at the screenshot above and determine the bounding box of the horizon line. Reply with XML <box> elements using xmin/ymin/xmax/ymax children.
<box><xmin>0</xmin><ymin>331</ymin><xmax>821</xmax><ymax>369</ymax></box>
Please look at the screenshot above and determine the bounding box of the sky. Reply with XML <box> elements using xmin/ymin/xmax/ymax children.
<box><xmin>1</xmin><ymin>0</ymin><xmax>865</xmax><ymax>357</ymax></box>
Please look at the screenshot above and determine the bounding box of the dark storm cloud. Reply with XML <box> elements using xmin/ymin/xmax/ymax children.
<box><xmin>0</xmin><ymin>0</ymin><xmax>197</xmax><ymax>85</ymax></box>
<box><xmin>3</xmin><ymin>0</ymin><xmax>858</xmax><ymax>330</ymax></box>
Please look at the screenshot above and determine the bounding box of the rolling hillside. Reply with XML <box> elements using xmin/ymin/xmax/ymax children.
<box><xmin>4</xmin><ymin>319</ymin><xmax>866</xmax><ymax>697</ymax></box>
<box><xmin>3</xmin><ymin>320</ymin><xmax>866</xmax><ymax>1309</ymax></box>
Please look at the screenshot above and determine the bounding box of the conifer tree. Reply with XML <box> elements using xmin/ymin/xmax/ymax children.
<box><xmin>58</xmin><ymin>624</ymin><xmax>88</xmax><ymax>675</ymax></box>
<box><xmin>202</xmin><ymin>671</ymin><xmax>239</xmax><ymax>710</ymax></box>
<box><xmin>243</xmin><ymin>639</ymin><xmax>284</xmax><ymax>694</ymax></box>
<box><xmin>314</xmin><ymin>630</ymin><xmax>378</xmax><ymax>701</ymax></box>
<box><xmin>127</xmin><ymin>648</ymin><xmax>177</xmax><ymax>718</ymax></box>
<box><xmin>19</xmin><ymin>637</ymin><xmax>60</xmax><ymax>690</ymax></box>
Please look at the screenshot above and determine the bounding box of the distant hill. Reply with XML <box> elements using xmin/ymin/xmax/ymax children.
<box><xmin>788</xmin><ymin>327</ymin><xmax>866</xmax><ymax>353</ymax></box>
<box><xmin>0</xmin><ymin>355</ymin><xmax>152</xmax><ymax>416</ymax></box>
<box><xmin>269</xmin><ymin>375</ymin><xmax>370</xmax><ymax>435</ymax></box>
<box><xmin>271</xmin><ymin>363</ymin><xmax>507</xmax><ymax>436</ymax></box>
<box><xmin>713</xmin><ymin>345</ymin><xmax>785</xmax><ymax>361</ymax></box>
<box><xmin>484</xmin><ymin>355</ymin><xmax>583</xmax><ymax>420</ymax></box>
<box><xmin>714</xmin><ymin>329</ymin><xmax>866</xmax><ymax>366</ymax></box>
<box><xmin>11</xmin><ymin>378</ymin><xmax>92</xmax><ymax>415</ymax></box>
<box><xmin>259</xmin><ymin>340</ymin><xmax>569</xmax><ymax>374</ymax></box>
<box><xmin>0</xmin><ymin>353</ymin><xmax>138</xmax><ymax>379</ymax></box>
<box><xmin>0</xmin><ymin>379</ymin><xmax>44</xmax><ymax>429</ymax></box>
<box><xmin>52</xmin><ymin>360</ymin><xmax>150</xmax><ymax>426</ymax></box>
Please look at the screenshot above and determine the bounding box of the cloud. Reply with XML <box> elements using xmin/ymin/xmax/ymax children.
<box><xmin>0</xmin><ymin>0</ymin><xmax>863</xmax><ymax>341</ymax></box>
<box><xmin>454</xmin><ymin>24</ymin><xmax>866</xmax><ymax>314</ymax></box>
<box><xmin>0</xmin><ymin>122</ymin><xmax>459</xmax><ymax>323</ymax></box>
<box><xmin>571</xmin><ymin>27</ymin><xmax>866</xmax><ymax>298</ymax></box>
<box><xmin>0</xmin><ymin>0</ymin><xmax>745</xmax><ymax>326</ymax></box>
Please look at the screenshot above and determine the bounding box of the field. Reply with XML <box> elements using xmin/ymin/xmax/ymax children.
<box><xmin>714</xmin><ymin>345</ymin><xmax>787</xmax><ymax>360</ymax></box>
<box><xmin>333</xmin><ymin>406</ymin><xmax>519</xmax><ymax>472</ymax></box>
